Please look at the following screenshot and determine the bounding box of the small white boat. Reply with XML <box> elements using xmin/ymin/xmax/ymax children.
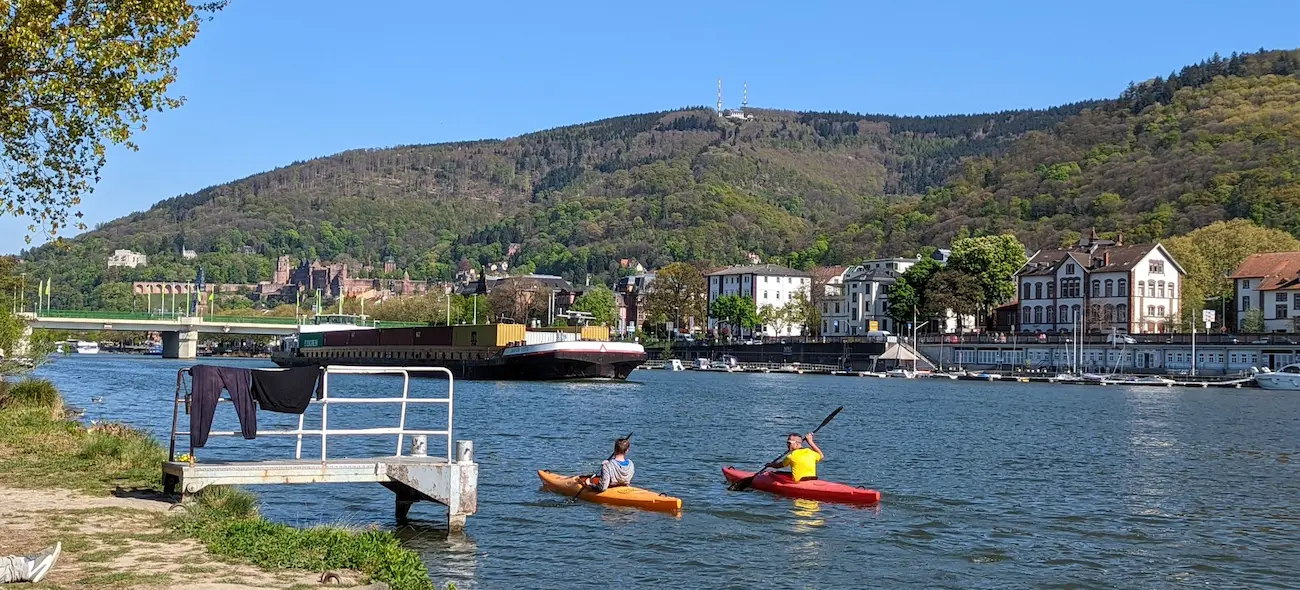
<box><xmin>925</xmin><ymin>372</ymin><xmax>960</xmax><ymax>380</ymax></box>
<box><xmin>774</xmin><ymin>363</ymin><xmax>804</xmax><ymax>374</ymax></box>
<box><xmin>73</xmin><ymin>340</ymin><xmax>100</xmax><ymax>355</ymax></box>
<box><xmin>886</xmin><ymin>368</ymin><xmax>915</xmax><ymax>379</ymax></box>
<box><xmin>663</xmin><ymin>359</ymin><xmax>685</xmax><ymax>371</ymax></box>
<box><xmin>1253</xmin><ymin>364</ymin><xmax>1300</xmax><ymax>391</ymax></box>
<box><xmin>693</xmin><ymin>358</ymin><xmax>711</xmax><ymax>370</ymax></box>
<box><xmin>1126</xmin><ymin>375</ymin><xmax>1176</xmax><ymax>386</ymax></box>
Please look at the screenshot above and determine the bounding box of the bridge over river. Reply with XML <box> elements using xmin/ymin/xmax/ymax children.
<box><xmin>20</xmin><ymin>311</ymin><xmax>423</xmax><ymax>358</ymax></box>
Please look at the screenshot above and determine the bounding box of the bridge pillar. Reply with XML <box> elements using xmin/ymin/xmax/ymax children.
<box><xmin>8</xmin><ymin>324</ymin><xmax>32</xmax><ymax>358</ymax></box>
<box><xmin>162</xmin><ymin>330</ymin><xmax>198</xmax><ymax>359</ymax></box>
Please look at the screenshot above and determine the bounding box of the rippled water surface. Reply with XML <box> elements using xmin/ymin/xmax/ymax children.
<box><xmin>35</xmin><ymin>355</ymin><xmax>1300</xmax><ymax>589</ymax></box>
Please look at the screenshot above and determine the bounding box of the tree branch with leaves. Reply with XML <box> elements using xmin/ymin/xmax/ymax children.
<box><xmin>1</xmin><ymin>0</ymin><xmax>225</xmax><ymax>241</ymax></box>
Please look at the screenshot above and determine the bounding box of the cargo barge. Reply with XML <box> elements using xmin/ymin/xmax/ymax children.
<box><xmin>271</xmin><ymin>323</ymin><xmax>647</xmax><ymax>381</ymax></box>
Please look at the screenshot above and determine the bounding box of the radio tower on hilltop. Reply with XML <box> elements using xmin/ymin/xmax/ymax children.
<box><xmin>716</xmin><ymin>78</ymin><xmax>723</xmax><ymax>115</ymax></box>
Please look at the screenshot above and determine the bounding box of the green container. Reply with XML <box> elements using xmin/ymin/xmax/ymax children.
<box><xmin>300</xmin><ymin>332</ymin><xmax>325</xmax><ymax>348</ymax></box>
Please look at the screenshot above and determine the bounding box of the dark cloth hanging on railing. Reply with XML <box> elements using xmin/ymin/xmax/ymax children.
<box><xmin>189</xmin><ymin>365</ymin><xmax>257</xmax><ymax>448</ymax></box>
<box><xmin>251</xmin><ymin>367</ymin><xmax>320</xmax><ymax>414</ymax></box>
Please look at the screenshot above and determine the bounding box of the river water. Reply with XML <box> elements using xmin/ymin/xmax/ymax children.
<box><xmin>31</xmin><ymin>355</ymin><xmax>1300</xmax><ymax>589</ymax></box>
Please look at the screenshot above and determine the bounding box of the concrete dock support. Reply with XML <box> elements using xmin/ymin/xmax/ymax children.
<box><xmin>161</xmin><ymin>330</ymin><xmax>198</xmax><ymax>359</ymax></box>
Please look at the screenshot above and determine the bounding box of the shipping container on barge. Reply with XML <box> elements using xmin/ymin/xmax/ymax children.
<box><xmin>270</xmin><ymin>324</ymin><xmax>647</xmax><ymax>380</ymax></box>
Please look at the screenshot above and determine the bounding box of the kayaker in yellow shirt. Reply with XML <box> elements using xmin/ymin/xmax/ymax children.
<box><xmin>766</xmin><ymin>432</ymin><xmax>823</xmax><ymax>482</ymax></box>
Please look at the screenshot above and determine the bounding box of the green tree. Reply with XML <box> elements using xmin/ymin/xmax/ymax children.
<box><xmin>1164</xmin><ymin>219</ymin><xmax>1300</xmax><ymax>329</ymax></box>
<box><xmin>710</xmin><ymin>294</ymin><xmax>757</xmax><ymax>339</ymax></box>
<box><xmin>886</xmin><ymin>258</ymin><xmax>942</xmax><ymax>327</ymax></box>
<box><xmin>947</xmin><ymin>234</ymin><xmax>1028</xmax><ymax>315</ymax></box>
<box><xmin>570</xmin><ymin>285</ymin><xmax>616</xmax><ymax>326</ymax></box>
<box><xmin>1</xmin><ymin>0</ymin><xmax>224</xmax><ymax>239</ymax></box>
<box><xmin>1242</xmin><ymin>308</ymin><xmax>1265</xmax><ymax>333</ymax></box>
<box><xmin>782</xmin><ymin>291</ymin><xmax>818</xmax><ymax>337</ymax></box>
<box><xmin>645</xmin><ymin>262</ymin><xmax>706</xmax><ymax>334</ymax></box>
<box><xmin>923</xmin><ymin>269</ymin><xmax>983</xmax><ymax>332</ymax></box>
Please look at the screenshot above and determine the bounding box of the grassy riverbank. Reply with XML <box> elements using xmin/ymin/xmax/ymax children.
<box><xmin>0</xmin><ymin>378</ymin><xmax>439</xmax><ymax>590</ymax></box>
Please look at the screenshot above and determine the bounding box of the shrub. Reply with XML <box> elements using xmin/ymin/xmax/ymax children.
<box><xmin>0</xmin><ymin>378</ymin><xmax>61</xmax><ymax>413</ymax></box>
<box><xmin>172</xmin><ymin>487</ymin><xmax>434</xmax><ymax>590</ymax></box>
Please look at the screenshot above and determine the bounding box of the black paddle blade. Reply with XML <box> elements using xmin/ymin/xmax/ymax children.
<box><xmin>729</xmin><ymin>476</ymin><xmax>756</xmax><ymax>491</ymax></box>
<box><xmin>814</xmin><ymin>406</ymin><xmax>844</xmax><ymax>434</ymax></box>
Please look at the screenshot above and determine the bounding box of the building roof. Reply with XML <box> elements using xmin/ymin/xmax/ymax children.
<box><xmin>843</xmin><ymin>266</ymin><xmax>902</xmax><ymax>283</ymax></box>
<box><xmin>810</xmin><ymin>265</ymin><xmax>849</xmax><ymax>284</ymax></box>
<box><xmin>1229</xmin><ymin>252</ymin><xmax>1300</xmax><ymax>282</ymax></box>
<box><xmin>705</xmin><ymin>264</ymin><xmax>810</xmax><ymax>278</ymax></box>
<box><xmin>1017</xmin><ymin>243</ymin><xmax>1184</xmax><ymax>277</ymax></box>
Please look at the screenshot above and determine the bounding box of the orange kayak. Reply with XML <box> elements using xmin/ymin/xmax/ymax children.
<box><xmin>537</xmin><ymin>470</ymin><xmax>682</xmax><ymax>513</ymax></box>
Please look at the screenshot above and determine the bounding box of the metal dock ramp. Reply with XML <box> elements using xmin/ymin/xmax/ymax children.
<box><xmin>163</xmin><ymin>366</ymin><xmax>478</xmax><ymax>530</ymax></box>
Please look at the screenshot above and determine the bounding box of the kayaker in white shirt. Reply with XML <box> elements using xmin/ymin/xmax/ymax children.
<box><xmin>584</xmin><ymin>436</ymin><xmax>634</xmax><ymax>491</ymax></box>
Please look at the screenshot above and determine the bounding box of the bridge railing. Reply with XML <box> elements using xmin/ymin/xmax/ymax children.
<box><xmin>33</xmin><ymin>309</ymin><xmax>434</xmax><ymax>329</ymax></box>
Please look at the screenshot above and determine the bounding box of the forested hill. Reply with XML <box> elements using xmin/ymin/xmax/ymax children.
<box><xmin>19</xmin><ymin>49</ymin><xmax>1300</xmax><ymax>307</ymax></box>
<box><xmin>909</xmin><ymin>49</ymin><xmax>1300</xmax><ymax>250</ymax></box>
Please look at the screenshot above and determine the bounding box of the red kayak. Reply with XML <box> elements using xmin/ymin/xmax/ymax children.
<box><xmin>722</xmin><ymin>466</ymin><xmax>881</xmax><ymax>505</ymax></box>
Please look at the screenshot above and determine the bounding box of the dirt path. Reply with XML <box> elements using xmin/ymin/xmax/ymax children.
<box><xmin>0</xmin><ymin>486</ymin><xmax>372</xmax><ymax>589</ymax></box>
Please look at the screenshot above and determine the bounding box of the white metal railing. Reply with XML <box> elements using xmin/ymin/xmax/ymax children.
<box><xmin>169</xmin><ymin>365</ymin><xmax>455</xmax><ymax>463</ymax></box>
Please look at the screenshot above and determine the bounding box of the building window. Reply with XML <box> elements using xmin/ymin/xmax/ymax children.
<box><xmin>764</xmin><ymin>291</ymin><xmax>769</xmax><ymax>300</ymax></box>
<box><xmin>1022</xmin><ymin>282</ymin><xmax>1031</xmax><ymax>300</ymax></box>
<box><xmin>1156</xmin><ymin>281</ymin><xmax>1165</xmax><ymax>298</ymax></box>
<box><xmin>1150</xmin><ymin>260</ymin><xmax>1165</xmax><ymax>274</ymax></box>
<box><xmin>1138</xmin><ymin>281</ymin><xmax>1145</xmax><ymax>296</ymax></box>
<box><xmin>764</xmin><ymin>276</ymin><xmax>768</xmax><ymax>283</ymax></box>
<box><xmin>1022</xmin><ymin>306</ymin><xmax>1032</xmax><ymax>325</ymax></box>
<box><xmin>1294</xmin><ymin>297</ymin><xmax>1299</xmax><ymax>311</ymax></box>
<box><xmin>1046</xmin><ymin>305</ymin><xmax>1056</xmax><ymax>324</ymax></box>
<box><xmin>1103</xmin><ymin>304</ymin><xmax>1114</xmax><ymax>322</ymax></box>
<box><xmin>1047</xmin><ymin>281</ymin><xmax>1055</xmax><ymax>298</ymax></box>
<box><xmin>1066</xmin><ymin>264</ymin><xmax>1075</xmax><ymax>275</ymax></box>
<box><xmin>1169</xmin><ymin>283</ymin><xmax>1175</xmax><ymax>299</ymax></box>
<box><xmin>1158</xmin><ymin>305</ymin><xmax>1166</xmax><ymax>317</ymax></box>
<box><xmin>1091</xmin><ymin>304</ymin><xmax>1101</xmax><ymax>320</ymax></box>
<box><xmin>1035</xmin><ymin>283</ymin><xmax>1043</xmax><ymax>300</ymax></box>
<box><xmin>1059</xmin><ymin>305</ymin><xmax>1069</xmax><ymax>323</ymax></box>
<box><xmin>1243</xmin><ymin>296</ymin><xmax>1251</xmax><ymax>311</ymax></box>
<box><xmin>1034</xmin><ymin>306</ymin><xmax>1043</xmax><ymax>324</ymax></box>
<box><xmin>834</xmin><ymin>302</ymin><xmax>841</xmax><ymax>314</ymax></box>
<box><xmin>1118</xmin><ymin>279</ymin><xmax>1127</xmax><ymax>296</ymax></box>
<box><xmin>1279</xmin><ymin>293</ymin><xmax>1289</xmax><ymax>302</ymax></box>
<box><xmin>1072</xmin><ymin>304</ymin><xmax>1081</xmax><ymax>322</ymax></box>
<box><xmin>1148</xmin><ymin>305</ymin><xmax>1156</xmax><ymax>317</ymax></box>
<box><xmin>851</xmin><ymin>308</ymin><xmax>859</xmax><ymax>321</ymax></box>
<box><xmin>1117</xmin><ymin>304</ymin><xmax>1128</xmax><ymax>322</ymax></box>
<box><xmin>1242</xmin><ymin>280</ymin><xmax>1250</xmax><ymax>289</ymax></box>
<box><xmin>1091</xmin><ymin>280</ymin><xmax>1100</xmax><ymax>296</ymax></box>
<box><xmin>1277</xmin><ymin>305</ymin><xmax>1289</xmax><ymax>319</ymax></box>
<box><xmin>1105</xmin><ymin>279</ymin><xmax>1114</xmax><ymax>297</ymax></box>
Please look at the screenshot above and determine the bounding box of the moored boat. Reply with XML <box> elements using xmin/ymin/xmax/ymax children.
<box><xmin>272</xmin><ymin>323</ymin><xmax>646</xmax><ymax>381</ymax></box>
<box><xmin>1253</xmin><ymin>364</ymin><xmax>1300</xmax><ymax>391</ymax></box>
<box><xmin>722</xmin><ymin>467</ymin><xmax>880</xmax><ymax>505</ymax></box>
<box><xmin>537</xmin><ymin>470</ymin><xmax>682</xmax><ymax>513</ymax></box>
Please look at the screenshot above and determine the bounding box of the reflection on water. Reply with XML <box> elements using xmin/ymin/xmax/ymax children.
<box><xmin>400</xmin><ymin>524</ymin><xmax>479</xmax><ymax>588</ymax></box>
<box><xmin>28</xmin><ymin>356</ymin><xmax>1300</xmax><ymax>590</ymax></box>
<box><xmin>791</xmin><ymin>498</ymin><xmax>825</xmax><ymax>530</ymax></box>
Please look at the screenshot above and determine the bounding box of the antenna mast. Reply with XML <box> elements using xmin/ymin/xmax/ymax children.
<box><xmin>742</xmin><ymin>81</ymin><xmax>748</xmax><ymax>112</ymax></box>
<box><xmin>716</xmin><ymin>78</ymin><xmax>723</xmax><ymax>114</ymax></box>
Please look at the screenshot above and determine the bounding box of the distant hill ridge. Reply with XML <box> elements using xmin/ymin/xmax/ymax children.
<box><xmin>20</xmin><ymin>48</ymin><xmax>1300</xmax><ymax>310</ymax></box>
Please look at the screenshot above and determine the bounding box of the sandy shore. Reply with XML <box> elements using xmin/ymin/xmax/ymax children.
<box><xmin>0</xmin><ymin>486</ymin><xmax>373</xmax><ymax>589</ymax></box>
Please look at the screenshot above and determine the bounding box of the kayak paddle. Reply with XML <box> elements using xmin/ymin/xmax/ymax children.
<box><xmin>728</xmin><ymin>406</ymin><xmax>843</xmax><ymax>492</ymax></box>
<box><xmin>571</xmin><ymin>432</ymin><xmax>632</xmax><ymax>502</ymax></box>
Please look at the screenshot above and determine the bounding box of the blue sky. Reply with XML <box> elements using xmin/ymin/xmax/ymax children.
<box><xmin>7</xmin><ymin>0</ymin><xmax>1300</xmax><ymax>254</ymax></box>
